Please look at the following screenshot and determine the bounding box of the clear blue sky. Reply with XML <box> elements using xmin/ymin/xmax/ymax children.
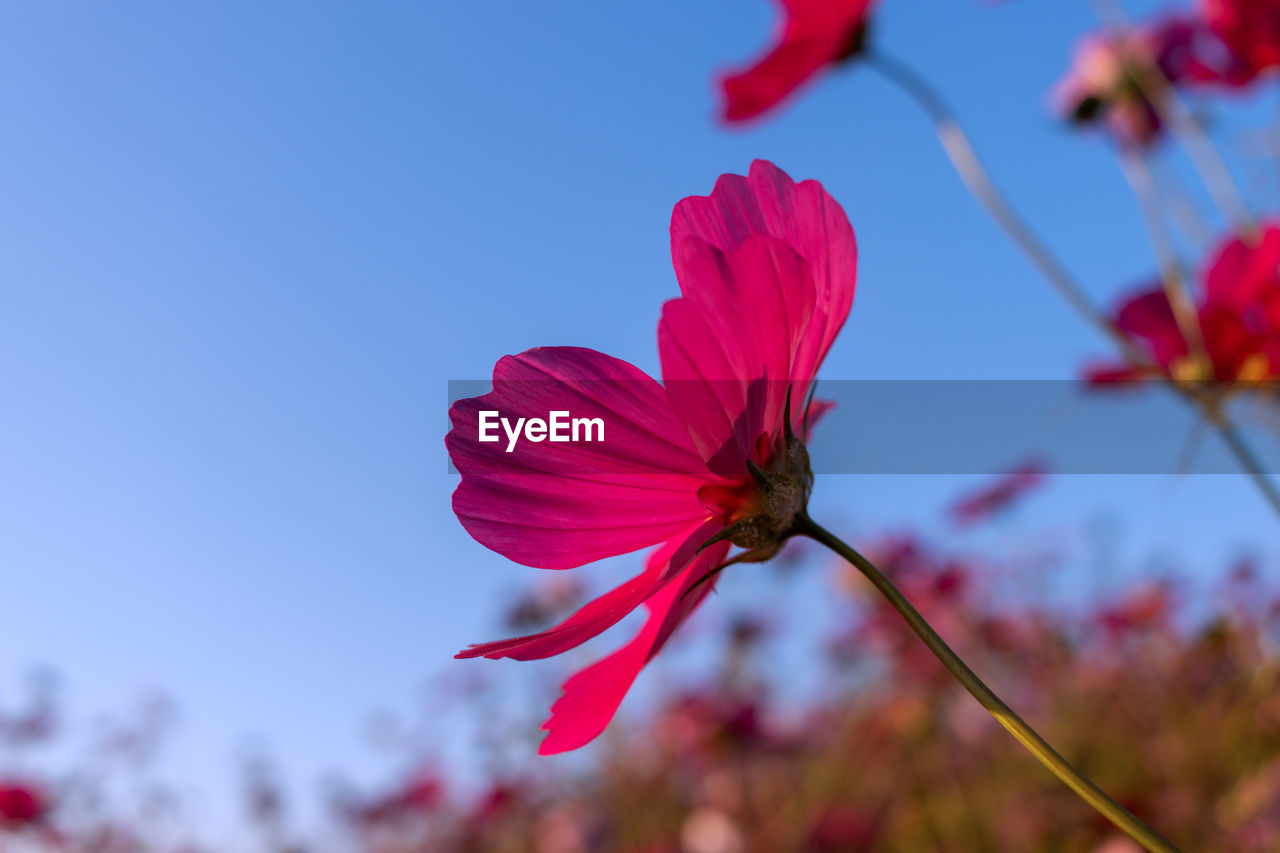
<box><xmin>1</xmin><ymin>0</ymin><xmax>1276</xmax><ymax>845</ymax></box>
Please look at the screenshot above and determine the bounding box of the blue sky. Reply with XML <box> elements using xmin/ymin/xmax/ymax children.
<box><xmin>1</xmin><ymin>0</ymin><xmax>1278</xmax><ymax>845</ymax></box>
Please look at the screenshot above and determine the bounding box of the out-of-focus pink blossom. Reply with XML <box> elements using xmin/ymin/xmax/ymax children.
<box><xmin>806</xmin><ymin>805</ymin><xmax>884</xmax><ymax>851</ymax></box>
<box><xmin>681</xmin><ymin>807</ymin><xmax>743</xmax><ymax>853</ymax></box>
<box><xmin>1098</xmin><ymin>583</ymin><xmax>1175</xmax><ymax>642</ymax></box>
<box><xmin>351</xmin><ymin>770</ymin><xmax>443</xmax><ymax>827</ymax></box>
<box><xmin>1052</xmin><ymin>18</ymin><xmax>1217</xmax><ymax>147</ymax></box>
<box><xmin>1201</xmin><ymin>0</ymin><xmax>1280</xmax><ymax>84</ymax></box>
<box><xmin>949</xmin><ymin>461</ymin><xmax>1047</xmax><ymax>526</ymax></box>
<box><xmin>0</xmin><ymin>781</ymin><xmax>46</xmax><ymax>828</ymax></box>
<box><xmin>1086</xmin><ymin>225</ymin><xmax>1280</xmax><ymax>386</ymax></box>
<box><xmin>719</xmin><ymin>0</ymin><xmax>876</xmax><ymax>122</ymax></box>
<box><xmin>504</xmin><ymin>576</ymin><xmax>585</xmax><ymax>631</ymax></box>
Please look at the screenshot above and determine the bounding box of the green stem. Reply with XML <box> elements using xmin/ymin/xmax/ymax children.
<box><xmin>863</xmin><ymin>50</ymin><xmax>1141</xmax><ymax>363</ymax></box>
<box><xmin>797</xmin><ymin>515</ymin><xmax>1183</xmax><ymax>853</ymax></box>
<box><xmin>1212</xmin><ymin>411</ymin><xmax>1280</xmax><ymax>518</ymax></box>
<box><xmin>869</xmin><ymin>48</ymin><xmax>1280</xmax><ymax>524</ymax></box>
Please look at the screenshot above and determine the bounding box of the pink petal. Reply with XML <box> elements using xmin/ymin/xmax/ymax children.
<box><xmin>448</xmin><ymin>347</ymin><xmax>710</xmax><ymax>569</ymax></box>
<box><xmin>949</xmin><ymin>461</ymin><xmax>1047</xmax><ymax>525</ymax></box>
<box><xmin>719</xmin><ymin>1</ymin><xmax>873</xmax><ymax>122</ymax></box>
<box><xmin>1114</xmin><ymin>289</ymin><xmax>1187</xmax><ymax>367</ymax></box>
<box><xmin>536</xmin><ymin>535</ymin><xmax>731</xmax><ymax>755</ymax></box>
<box><xmin>720</xmin><ymin>37</ymin><xmax>840</xmax><ymax>122</ymax></box>
<box><xmin>1203</xmin><ymin>225</ymin><xmax>1280</xmax><ymax>309</ymax></box>
<box><xmin>455</xmin><ymin>519</ymin><xmax>720</xmax><ymax>661</ymax></box>
<box><xmin>660</xmin><ymin>234</ymin><xmax>817</xmax><ymax>473</ymax></box>
<box><xmin>1082</xmin><ymin>362</ymin><xmax>1148</xmax><ymax>385</ymax></box>
<box><xmin>671</xmin><ymin>161</ymin><xmax>857</xmax><ymax>396</ymax></box>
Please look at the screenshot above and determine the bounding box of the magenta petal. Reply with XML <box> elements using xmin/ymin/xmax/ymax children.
<box><xmin>660</xmin><ymin>234</ymin><xmax>816</xmax><ymax>474</ymax></box>
<box><xmin>448</xmin><ymin>347</ymin><xmax>712</xmax><ymax>569</ymax></box>
<box><xmin>1203</xmin><ymin>225</ymin><xmax>1280</xmax><ymax>309</ymax></box>
<box><xmin>536</xmin><ymin>537</ymin><xmax>731</xmax><ymax>755</ymax></box>
<box><xmin>671</xmin><ymin>160</ymin><xmax>857</xmax><ymax>390</ymax></box>
<box><xmin>720</xmin><ymin>37</ymin><xmax>836</xmax><ymax>122</ymax></box>
<box><xmin>454</xmin><ymin>519</ymin><xmax>720</xmax><ymax>662</ymax></box>
<box><xmin>719</xmin><ymin>1</ymin><xmax>874</xmax><ymax>123</ymax></box>
<box><xmin>1114</xmin><ymin>289</ymin><xmax>1188</xmax><ymax>366</ymax></box>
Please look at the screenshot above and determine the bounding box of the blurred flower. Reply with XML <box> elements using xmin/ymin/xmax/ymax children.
<box><xmin>1093</xmin><ymin>838</ymin><xmax>1145</xmax><ymax>853</ymax></box>
<box><xmin>949</xmin><ymin>461</ymin><xmax>1047</xmax><ymax>526</ymax></box>
<box><xmin>1201</xmin><ymin>0</ymin><xmax>1280</xmax><ymax>84</ymax></box>
<box><xmin>1086</xmin><ymin>225</ymin><xmax>1280</xmax><ymax>385</ymax></box>
<box><xmin>1052</xmin><ymin>17</ymin><xmax>1213</xmax><ymax>147</ymax></box>
<box><xmin>350</xmin><ymin>769</ymin><xmax>443</xmax><ymax>828</ymax></box>
<box><xmin>468</xmin><ymin>782</ymin><xmax>520</xmax><ymax>825</ymax></box>
<box><xmin>448</xmin><ymin>161</ymin><xmax>857</xmax><ymax>753</ymax></box>
<box><xmin>680</xmin><ymin>808</ymin><xmax>743</xmax><ymax>853</ymax></box>
<box><xmin>805</xmin><ymin>805</ymin><xmax>884</xmax><ymax>851</ymax></box>
<box><xmin>504</xmin><ymin>576</ymin><xmax>585</xmax><ymax>631</ymax></box>
<box><xmin>0</xmin><ymin>780</ymin><xmax>46</xmax><ymax>828</ymax></box>
<box><xmin>654</xmin><ymin>690</ymin><xmax>770</xmax><ymax>761</ymax></box>
<box><xmin>719</xmin><ymin>0</ymin><xmax>875</xmax><ymax>122</ymax></box>
<box><xmin>1097</xmin><ymin>582</ymin><xmax>1175</xmax><ymax>642</ymax></box>
<box><xmin>534</xmin><ymin>803</ymin><xmax>601</xmax><ymax>853</ymax></box>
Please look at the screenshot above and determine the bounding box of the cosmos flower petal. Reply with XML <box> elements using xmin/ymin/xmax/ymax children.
<box><xmin>1202</xmin><ymin>0</ymin><xmax>1280</xmax><ymax>83</ymax></box>
<box><xmin>1087</xmin><ymin>225</ymin><xmax>1280</xmax><ymax>383</ymax></box>
<box><xmin>719</xmin><ymin>0</ymin><xmax>873</xmax><ymax>122</ymax></box>
<box><xmin>1203</xmin><ymin>225</ymin><xmax>1280</xmax><ymax>309</ymax></box>
<box><xmin>671</xmin><ymin>160</ymin><xmax>856</xmax><ymax>391</ymax></box>
<box><xmin>448</xmin><ymin>347</ymin><xmax>711</xmax><ymax>569</ymax></box>
<box><xmin>537</xmin><ymin>538</ymin><xmax>731</xmax><ymax>755</ymax></box>
<box><xmin>660</xmin><ymin>233</ymin><xmax>816</xmax><ymax>472</ymax></box>
<box><xmin>1114</xmin><ymin>289</ymin><xmax>1188</xmax><ymax>366</ymax></box>
<box><xmin>721</xmin><ymin>37</ymin><xmax>839</xmax><ymax>122</ymax></box>
<box><xmin>454</xmin><ymin>519</ymin><xmax>720</xmax><ymax>661</ymax></box>
<box><xmin>949</xmin><ymin>461</ymin><xmax>1047</xmax><ymax>526</ymax></box>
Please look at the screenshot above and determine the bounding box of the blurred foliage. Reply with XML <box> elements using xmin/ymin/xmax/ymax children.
<box><xmin>3</xmin><ymin>506</ymin><xmax>1279</xmax><ymax>851</ymax></box>
<box><xmin>338</xmin><ymin>534</ymin><xmax>1280</xmax><ymax>853</ymax></box>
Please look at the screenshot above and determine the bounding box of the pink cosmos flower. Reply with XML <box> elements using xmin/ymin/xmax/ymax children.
<box><xmin>1086</xmin><ymin>225</ymin><xmax>1280</xmax><ymax>385</ymax></box>
<box><xmin>1051</xmin><ymin>17</ymin><xmax>1217</xmax><ymax>147</ymax></box>
<box><xmin>0</xmin><ymin>781</ymin><xmax>45</xmax><ymax>828</ymax></box>
<box><xmin>719</xmin><ymin>0</ymin><xmax>876</xmax><ymax>123</ymax></box>
<box><xmin>1201</xmin><ymin>0</ymin><xmax>1280</xmax><ymax>84</ymax></box>
<box><xmin>949</xmin><ymin>461</ymin><xmax>1047</xmax><ymax>526</ymax></box>
<box><xmin>447</xmin><ymin>160</ymin><xmax>856</xmax><ymax>754</ymax></box>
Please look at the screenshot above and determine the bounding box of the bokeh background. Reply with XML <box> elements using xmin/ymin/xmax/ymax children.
<box><xmin>2</xmin><ymin>0</ymin><xmax>1278</xmax><ymax>849</ymax></box>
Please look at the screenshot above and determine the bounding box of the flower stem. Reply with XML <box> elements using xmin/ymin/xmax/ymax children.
<box><xmin>797</xmin><ymin>515</ymin><xmax>1183</xmax><ymax>853</ymax></box>
<box><xmin>1211</xmin><ymin>410</ymin><xmax>1280</xmax><ymax>518</ymax></box>
<box><xmin>1087</xmin><ymin>0</ymin><xmax>1254</xmax><ymax>235</ymax></box>
<box><xmin>867</xmin><ymin>49</ymin><xmax>1280</xmax><ymax>524</ymax></box>
<box><xmin>1117</xmin><ymin>149</ymin><xmax>1209</xmax><ymax>369</ymax></box>
<box><xmin>863</xmin><ymin>50</ymin><xmax>1143</xmax><ymax>365</ymax></box>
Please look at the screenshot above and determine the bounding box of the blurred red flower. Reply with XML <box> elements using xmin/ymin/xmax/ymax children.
<box><xmin>719</xmin><ymin>0</ymin><xmax>875</xmax><ymax>122</ymax></box>
<box><xmin>1086</xmin><ymin>225</ymin><xmax>1280</xmax><ymax>384</ymax></box>
<box><xmin>806</xmin><ymin>805</ymin><xmax>884</xmax><ymax>852</ymax></box>
<box><xmin>1098</xmin><ymin>583</ymin><xmax>1175</xmax><ymax>642</ymax></box>
<box><xmin>448</xmin><ymin>161</ymin><xmax>857</xmax><ymax>753</ymax></box>
<box><xmin>352</xmin><ymin>771</ymin><xmax>443</xmax><ymax>827</ymax></box>
<box><xmin>0</xmin><ymin>781</ymin><xmax>46</xmax><ymax>828</ymax></box>
<box><xmin>1052</xmin><ymin>17</ymin><xmax>1217</xmax><ymax>147</ymax></box>
<box><xmin>1201</xmin><ymin>0</ymin><xmax>1280</xmax><ymax>84</ymax></box>
<box><xmin>949</xmin><ymin>461</ymin><xmax>1047</xmax><ymax>526</ymax></box>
